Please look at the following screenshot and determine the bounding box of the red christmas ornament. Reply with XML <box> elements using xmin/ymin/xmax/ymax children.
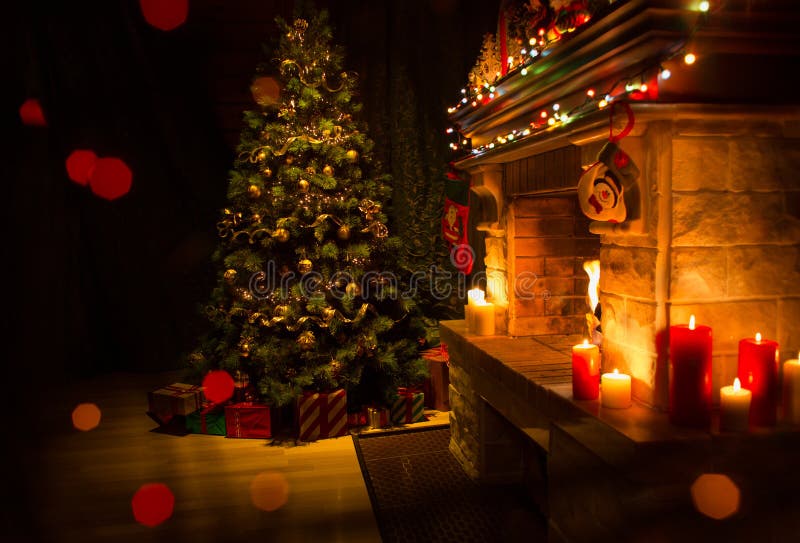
<box><xmin>139</xmin><ymin>0</ymin><xmax>188</xmax><ymax>31</ymax></box>
<box><xmin>19</xmin><ymin>98</ymin><xmax>46</xmax><ymax>126</ymax></box>
<box><xmin>202</xmin><ymin>370</ymin><xmax>235</xmax><ymax>404</ymax></box>
<box><xmin>88</xmin><ymin>157</ymin><xmax>133</xmax><ymax>200</ymax></box>
<box><xmin>131</xmin><ymin>483</ymin><xmax>174</xmax><ymax>527</ymax></box>
<box><xmin>65</xmin><ymin>150</ymin><xmax>98</xmax><ymax>186</ymax></box>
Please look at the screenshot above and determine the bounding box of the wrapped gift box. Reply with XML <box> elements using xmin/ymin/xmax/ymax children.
<box><xmin>421</xmin><ymin>344</ymin><xmax>450</xmax><ymax>411</ymax></box>
<box><xmin>296</xmin><ymin>389</ymin><xmax>347</xmax><ymax>441</ymax></box>
<box><xmin>347</xmin><ymin>411</ymin><xmax>367</xmax><ymax>428</ymax></box>
<box><xmin>187</xmin><ymin>403</ymin><xmax>226</xmax><ymax>435</ymax></box>
<box><xmin>147</xmin><ymin>383</ymin><xmax>203</xmax><ymax>425</ymax></box>
<box><xmin>225</xmin><ymin>402</ymin><xmax>271</xmax><ymax>439</ymax></box>
<box><xmin>390</xmin><ymin>388</ymin><xmax>425</xmax><ymax>425</ymax></box>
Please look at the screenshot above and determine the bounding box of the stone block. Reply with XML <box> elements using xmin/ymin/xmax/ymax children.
<box><xmin>728</xmin><ymin>245</ymin><xmax>800</xmax><ymax>297</ymax></box>
<box><xmin>623</xmin><ymin>299</ymin><xmax>658</xmax><ymax>355</ymax></box>
<box><xmin>515</xmin><ymin>217</ymin><xmax>575</xmax><ymax>237</ymax></box>
<box><xmin>711</xmin><ymin>354</ymin><xmax>737</xmax><ymax>405</ymax></box>
<box><xmin>669</xmin><ymin>301</ymin><xmax>778</xmax><ymax>352</ymax></box>
<box><xmin>514</xmin><ymin>296</ymin><xmax>545</xmax><ymax>318</ymax></box>
<box><xmin>729</xmin><ymin>138</ymin><xmax>800</xmax><ymax>191</ymax></box>
<box><xmin>546</xmin><ymin>296</ymin><xmax>575</xmax><ymax>317</ymax></box>
<box><xmin>777</xmin><ymin>298</ymin><xmax>800</xmax><ymax>355</ymax></box>
<box><xmin>545</xmin><ymin>257</ymin><xmax>577</xmax><ymax>277</ymax></box>
<box><xmin>514</xmin><ymin>256</ymin><xmax>544</xmax><ymax>276</ymax></box>
<box><xmin>510</xmin><ymin>316</ymin><xmax>584</xmax><ymax>337</ymax></box>
<box><xmin>600</xmin><ymin>294</ymin><xmax>625</xmax><ymax>345</ymax></box>
<box><xmin>599</xmin><ymin>246</ymin><xmax>657</xmax><ymax>299</ymax></box>
<box><xmin>672</xmin><ymin>192</ymin><xmax>800</xmax><ymax>246</ymax></box>
<box><xmin>672</xmin><ymin>138</ymin><xmax>729</xmax><ymax>191</ymax></box>
<box><xmin>671</xmin><ymin>247</ymin><xmax>728</xmax><ymax>300</ymax></box>
<box><xmin>535</xmin><ymin>277</ymin><xmax>577</xmax><ymax>297</ymax></box>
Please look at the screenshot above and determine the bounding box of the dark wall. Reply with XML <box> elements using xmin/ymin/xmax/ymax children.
<box><xmin>9</xmin><ymin>0</ymin><xmax>498</xmax><ymax>385</ymax></box>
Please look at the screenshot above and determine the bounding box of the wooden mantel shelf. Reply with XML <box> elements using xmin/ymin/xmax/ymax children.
<box><xmin>441</xmin><ymin>319</ymin><xmax>800</xmax><ymax>480</ymax></box>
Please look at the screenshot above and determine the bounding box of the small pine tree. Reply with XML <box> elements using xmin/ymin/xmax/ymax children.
<box><xmin>191</xmin><ymin>9</ymin><xmax>432</xmax><ymax>410</ymax></box>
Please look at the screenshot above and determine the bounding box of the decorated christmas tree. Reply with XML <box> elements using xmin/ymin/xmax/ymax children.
<box><xmin>190</xmin><ymin>10</ymin><xmax>431</xmax><ymax>410</ymax></box>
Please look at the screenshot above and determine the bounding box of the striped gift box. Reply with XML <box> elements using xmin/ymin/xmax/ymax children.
<box><xmin>390</xmin><ymin>388</ymin><xmax>425</xmax><ymax>425</ymax></box>
<box><xmin>296</xmin><ymin>389</ymin><xmax>347</xmax><ymax>441</ymax></box>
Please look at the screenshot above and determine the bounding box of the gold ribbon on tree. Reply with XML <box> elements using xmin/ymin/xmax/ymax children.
<box><xmin>358</xmin><ymin>200</ymin><xmax>389</xmax><ymax>238</ymax></box>
<box><xmin>280</xmin><ymin>59</ymin><xmax>352</xmax><ymax>92</ymax></box>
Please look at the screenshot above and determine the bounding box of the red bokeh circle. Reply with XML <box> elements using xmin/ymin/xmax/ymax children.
<box><xmin>131</xmin><ymin>483</ymin><xmax>175</xmax><ymax>527</ymax></box>
<box><xmin>202</xmin><ymin>370</ymin><xmax>235</xmax><ymax>404</ymax></box>
<box><xmin>65</xmin><ymin>150</ymin><xmax>98</xmax><ymax>186</ymax></box>
<box><xmin>88</xmin><ymin>157</ymin><xmax>133</xmax><ymax>200</ymax></box>
<box><xmin>139</xmin><ymin>0</ymin><xmax>188</xmax><ymax>31</ymax></box>
<box><xmin>20</xmin><ymin>98</ymin><xmax>47</xmax><ymax>126</ymax></box>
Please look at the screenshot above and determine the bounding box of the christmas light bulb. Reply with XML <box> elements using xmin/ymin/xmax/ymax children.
<box><xmin>659</xmin><ymin>68</ymin><xmax>672</xmax><ymax>80</ymax></box>
<box><xmin>553</xmin><ymin>103</ymin><xmax>560</xmax><ymax>111</ymax></box>
<box><xmin>520</xmin><ymin>68</ymin><xmax>528</xmax><ymax>76</ymax></box>
<box><xmin>548</xmin><ymin>117</ymin><xmax>556</xmax><ymax>126</ymax></box>
<box><xmin>587</xmin><ymin>89</ymin><xmax>595</xmax><ymax>98</ymax></box>
<box><xmin>684</xmin><ymin>52</ymin><xmax>697</xmax><ymax>65</ymax></box>
<box><xmin>699</xmin><ymin>1</ymin><xmax>709</xmax><ymax>12</ymax></box>
<box><xmin>640</xmin><ymin>83</ymin><xmax>648</xmax><ymax>92</ymax></box>
<box><xmin>598</xmin><ymin>99</ymin><xmax>608</xmax><ymax>108</ymax></box>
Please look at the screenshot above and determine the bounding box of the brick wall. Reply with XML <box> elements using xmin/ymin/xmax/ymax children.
<box><xmin>508</xmin><ymin>193</ymin><xmax>600</xmax><ymax>336</ymax></box>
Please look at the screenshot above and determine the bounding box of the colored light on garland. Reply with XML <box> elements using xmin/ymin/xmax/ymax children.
<box><xmin>684</xmin><ymin>52</ymin><xmax>697</xmax><ymax>65</ymax></box>
<box><xmin>698</xmin><ymin>1</ymin><xmax>710</xmax><ymax>12</ymax></box>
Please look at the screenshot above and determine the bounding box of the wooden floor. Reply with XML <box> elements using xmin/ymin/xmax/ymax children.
<box><xmin>8</xmin><ymin>370</ymin><xmax>389</xmax><ymax>543</ymax></box>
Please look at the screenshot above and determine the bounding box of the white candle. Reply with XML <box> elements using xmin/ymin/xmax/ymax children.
<box><xmin>601</xmin><ymin>369</ymin><xmax>631</xmax><ymax>408</ymax></box>
<box><xmin>720</xmin><ymin>377</ymin><xmax>752</xmax><ymax>432</ymax></box>
<box><xmin>465</xmin><ymin>288</ymin><xmax>485</xmax><ymax>332</ymax></box>
<box><xmin>471</xmin><ymin>300</ymin><xmax>495</xmax><ymax>336</ymax></box>
<box><xmin>783</xmin><ymin>352</ymin><xmax>800</xmax><ymax>424</ymax></box>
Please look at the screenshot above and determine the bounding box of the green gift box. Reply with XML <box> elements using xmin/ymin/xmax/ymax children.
<box><xmin>187</xmin><ymin>403</ymin><xmax>226</xmax><ymax>435</ymax></box>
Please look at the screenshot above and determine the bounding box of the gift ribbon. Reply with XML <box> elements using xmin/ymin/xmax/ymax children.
<box><xmin>608</xmin><ymin>101</ymin><xmax>634</xmax><ymax>143</ymax></box>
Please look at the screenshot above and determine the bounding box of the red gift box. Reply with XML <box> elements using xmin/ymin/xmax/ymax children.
<box><xmin>421</xmin><ymin>344</ymin><xmax>450</xmax><ymax>411</ymax></box>
<box><xmin>225</xmin><ymin>402</ymin><xmax>271</xmax><ymax>439</ymax></box>
<box><xmin>296</xmin><ymin>389</ymin><xmax>347</xmax><ymax>441</ymax></box>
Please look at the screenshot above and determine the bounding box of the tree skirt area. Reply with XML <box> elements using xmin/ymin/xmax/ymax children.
<box><xmin>353</xmin><ymin>427</ymin><xmax>546</xmax><ymax>543</ymax></box>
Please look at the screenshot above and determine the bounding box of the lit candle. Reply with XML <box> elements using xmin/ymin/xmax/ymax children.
<box><xmin>719</xmin><ymin>377</ymin><xmax>751</xmax><ymax>432</ymax></box>
<box><xmin>669</xmin><ymin>315</ymin><xmax>712</xmax><ymax>428</ymax></box>
<box><xmin>572</xmin><ymin>339</ymin><xmax>600</xmax><ymax>400</ymax></box>
<box><xmin>471</xmin><ymin>299</ymin><xmax>495</xmax><ymax>336</ymax></box>
<box><xmin>783</xmin><ymin>352</ymin><xmax>800</xmax><ymax>424</ymax></box>
<box><xmin>738</xmin><ymin>332</ymin><xmax>779</xmax><ymax>426</ymax></box>
<box><xmin>465</xmin><ymin>288</ymin><xmax>485</xmax><ymax>332</ymax></box>
<box><xmin>601</xmin><ymin>369</ymin><xmax>631</xmax><ymax>408</ymax></box>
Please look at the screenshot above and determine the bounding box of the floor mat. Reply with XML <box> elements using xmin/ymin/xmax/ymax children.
<box><xmin>353</xmin><ymin>427</ymin><xmax>546</xmax><ymax>543</ymax></box>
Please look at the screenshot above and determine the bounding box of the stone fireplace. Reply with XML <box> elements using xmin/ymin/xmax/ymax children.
<box><xmin>443</xmin><ymin>1</ymin><xmax>800</xmax><ymax>541</ymax></box>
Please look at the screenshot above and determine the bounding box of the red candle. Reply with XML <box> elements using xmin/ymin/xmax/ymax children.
<box><xmin>669</xmin><ymin>315</ymin><xmax>712</xmax><ymax>428</ymax></box>
<box><xmin>572</xmin><ymin>340</ymin><xmax>600</xmax><ymax>400</ymax></box>
<box><xmin>737</xmin><ymin>332</ymin><xmax>779</xmax><ymax>426</ymax></box>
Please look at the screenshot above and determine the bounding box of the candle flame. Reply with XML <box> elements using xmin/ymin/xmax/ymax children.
<box><xmin>583</xmin><ymin>260</ymin><xmax>600</xmax><ymax>313</ymax></box>
<box><xmin>689</xmin><ymin>315</ymin><xmax>696</xmax><ymax>330</ymax></box>
<box><xmin>468</xmin><ymin>288</ymin><xmax>485</xmax><ymax>305</ymax></box>
<box><xmin>582</xmin><ymin>339</ymin><xmax>589</xmax><ymax>346</ymax></box>
<box><xmin>755</xmin><ymin>332</ymin><xmax>762</xmax><ymax>342</ymax></box>
<box><xmin>733</xmin><ymin>377</ymin><xmax>741</xmax><ymax>392</ymax></box>
<box><xmin>613</xmin><ymin>368</ymin><xmax>619</xmax><ymax>375</ymax></box>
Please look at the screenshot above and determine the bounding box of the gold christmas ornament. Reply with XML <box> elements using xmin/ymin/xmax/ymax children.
<box><xmin>330</xmin><ymin>359</ymin><xmax>342</xmax><ymax>377</ymax></box>
<box><xmin>346</xmin><ymin>282</ymin><xmax>361</xmax><ymax>297</ymax></box>
<box><xmin>337</xmin><ymin>224</ymin><xmax>351</xmax><ymax>240</ymax></box>
<box><xmin>273</xmin><ymin>227</ymin><xmax>290</xmax><ymax>242</ymax></box>
<box><xmin>256</xmin><ymin>150</ymin><xmax>267</xmax><ymax>161</ymax></box>
<box><xmin>345</xmin><ymin>149</ymin><xmax>359</xmax><ymax>163</ymax></box>
<box><xmin>252</xmin><ymin>213</ymin><xmax>262</xmax><ymax>223</ymax></box>
<box><xmin>263</xmin><ymin>167</ymin><xmax>272</xmax><ymax>178</ymax></box>
<box><xmin>322</xmin><ymin>307</ymin><xmax>337</xmax><ymax>321</ymax></box>
<box><xmin>274</xmin><ymin>304</ymin><xmax>290</xmax><ymax>317</ymax></box>
<box><xmin>305</xmin><ymin>166</ymin><xmax>316</xmax><ymax>176</ymax></box>
<box><xmin>298</xmin><ymin>179</ymin><xmax>310</xmax><ymax>193</ymax></box>
<box><xmin>322</xmin><ymin>165</ymin><xmax>334</xmax><ymax>177</ymax></box>
<box><xmin>297</xmin><ymin>331</ymin><xmax>316</xmax><ymax>350</ymax></box>
<box><xmin>285</xmin><ymin>155</ymin><xmax>295</xmax><ymax>165</ymax></box>
<box><xmin>248</xmin><ymin>185</ymin><xmax>262</xmax><ymax>199</ymax></box>
<box><xmin>239</xmin><ymin>341</ymin><xmax>251</xmax><ymax>357</ymax></box>
<box><xmin>224</xmin><ymin>269</ymin><xmax>237</xmax><ymax>284</ymax></box>
<box><xmin>298</xmin><ymin>258</ymin><xmax>313</xmax><ymax>273</ymax></box>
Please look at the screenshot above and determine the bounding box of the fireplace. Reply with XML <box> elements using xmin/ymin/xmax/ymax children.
<box><xmin>443</xmin><ymin>1</ymin><xmax>800</xmax><ymax>541</ymax></box>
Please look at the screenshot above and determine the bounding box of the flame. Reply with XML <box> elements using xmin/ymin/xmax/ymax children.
<box><xmin>613</xmin><ymin>368</ymin><xmax>619</xmax><ymax>375</ymax></box>
<box><xmin>583</xmin><ymin>260</ymin><xmax>600</xmax><ymax>312</ymax></box>
<box><xmin>582</xmin><ymin>339</ymin><xmax>589</xmax><ymax>347</ymax></box>
<box><xmin>755</xmin><ymin>332</ymin><xmax>762</xmax><ymax>342</ymax></box>
<box><xmin>468</xmin><ymin>288</ymin><xmax>485</xmax><ymax>305</ymax></box>
<box><xmin>689</xmin><ymin>315</ymin><xmax>696</xmax><ymax>330</ymax></box>
<box><xmin>733</xmin><ymin>377</ymin><xmax>741</xmax><ymax>392</ymax></box>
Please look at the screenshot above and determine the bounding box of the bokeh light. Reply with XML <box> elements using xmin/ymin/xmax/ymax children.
<box><xmin>88</xmin><ymin>157</ymin><xmax>133</xmax><ymax>200</ymax></box>
<box><xmin>66</xmin><ymin>149</ymin><xmax>98</xmax><ymax>186</ymax></box>
<box><xmin>250</xmin><ymin>472</ymin><xmax>289</xmax><ymax>512</ymax></box>
<box><xmin>139</xmin><ymin>0</ymin><xmax>188</xmax><ymax>31</ymax></box>
<box><xmin>131</xmin><ymin>483</ymin><xmax>175</xmax><ymax>527</ymax></box>
<box><xmin>250</xmin><ymin>77</ymin><xmax>281</xmax><ymax>107</ymax></box>
<box><xmin>19</xmin><ymin>98</ymin><xmax>47</xmax><ymax>126</ymax></box>
<box><xmin>202</xmin><ymin>370</ymin><xmax>235</xmax><ymax>404</ymax></box>
<box><xmin>71</xmin><ymin>403</ymin><xmax>102</xmax><ymax>431</ymax></box>
<box><xmin>690</xmin><ymin>473</ymin><xmax>741</xmax><ymax>520</ymax></box>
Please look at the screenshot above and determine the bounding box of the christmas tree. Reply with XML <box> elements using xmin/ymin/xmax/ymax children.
<box><xmin>191</xmin><ymin>10</ymin><xmax>431</xmax><ymax>410</ymax></box>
